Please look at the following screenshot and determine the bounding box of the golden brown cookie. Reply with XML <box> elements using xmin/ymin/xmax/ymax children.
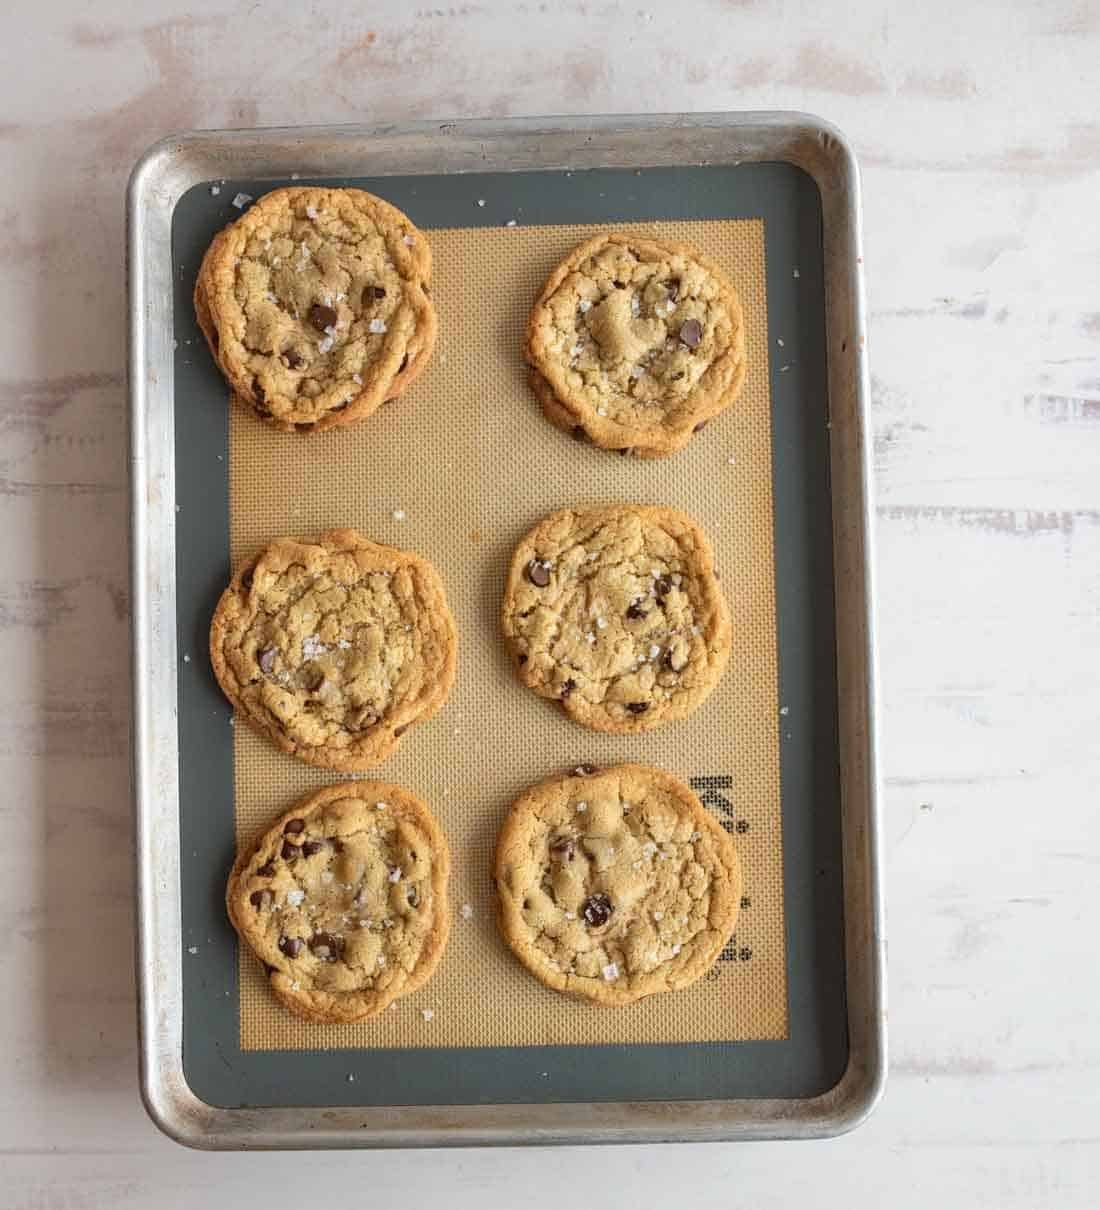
<box><xmin>501</xmin><ymin>505</ymin><xmax>731</xmax><ymax>733</ymax></box>
<box><xmin>525</xmin><ymin>232</ymin><xmax>746</xmax><ymax>457</ymax></box>
<box><xmin>210</xmin><ymin>529</ymin><xmax>457</xmax><ymax>770</ymax></box>
<box><xmin>494</xmin><ymin>764</ymin><xmax>741</xmax><ymax>1006</ymax></box>
<box><xmin>227</xmin><ymin>782</ymin><xmax>450</xmax><ymax>1023</ymax></box>
<box><xmin>194</xmin><ymin>186</ymin><xmax>436</xmax><ymax>433</ymax></box>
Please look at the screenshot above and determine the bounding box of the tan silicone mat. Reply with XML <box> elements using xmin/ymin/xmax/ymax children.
<box><xmin>229</xmin><ymin>218</ymin><xmax>787</xmax><ymax>1051</ymax></box>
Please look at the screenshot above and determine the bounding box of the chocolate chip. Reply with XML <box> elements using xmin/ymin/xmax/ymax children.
<box><xmin>654</xmin><ymin>574</ymin><xmax>673</xmax><ymax>599</ymax></box>
<box><xmin>664</xmin><ymin>647</ymin><xmax>689</xmax><ymax>672</ymax></box>
<box><xmin>257</xmin><ymin>862</ymin><xmax>276</xmax><ymax>877</ymax></box>
<box><xmin>309</xmin><ymin>932</ymin><xmax>344</xmax><ymax>962</ymax></box>
<box><xmin>278</xmin><ymin>936</ymin><xmax>303</xmax><ymax>958</ymax></box>
<box><xmin>363</xmin><ymin>284</ymin><xmax>387</xmax><ymax>305</ymax></box>
<box><xmin>619</xmin><ymin>446</ymin><xmax>633</xmax><ymax>456</ymax></box>
<box><xmin>679</xmin><ymin>318</ymin><xmax>703</xmax><ymax>349</ymax></box>
<box><xmin>613</xmin><ymin>279</ymin><xmax>625</xmax><ymax>289</ymax></box>
<box><xmin>571</xmin><ymin>425</ymin><xmax>586</xmax><ymax>441</ymax></box>
<box><xmin>240</xmin><ymin>560</ymin><xmax>258</xmax><ymax>590</ymax></box>
<box><xmin>309</xmin><ymin>303</ymin><xmax>338</xmax><ymax>331</ymax></box>
<box><xmin>560</xmin><ymin>678</ymin><xmax>576</xmax><ymax>700</ymax></box>
<box><xmin>295</xmin><ymin>422</ymin><xmax>315</xmax><ymax>433</ymax></box>
<box><xmin>326</xmin><ymin>837</ymin><xmax>344</xmax><ymax>852</ymax></box>
<box><xmin>549</xmin><ymin>836</ymin><xmax>576</xmax><ymax>862</ymax></box>
<box><xmin>526</xmin><ymin>559</ymin><xmax>551</xmax><ymax>587</ymax></box>
<box><xmin>625</xmin><ymin>600</ymin><xmax>648</xmax><ymax>620</ymax></box>
<box><xmin>249</xmin><ymin>889</ymin><xmax>273</xmax><ymax>909</ymax></box>
<box><xmin>303</xmin><ymin>666</ymin><xmax>326</xmax><ymax>692</ymax></box>
<box><xmin>670</xmin><ymin>371</ymin><xmax>685</xmax><ymax>381</ymax></box>
<box><xmin>252</xmin><ymin>378</ymin><xmax>265</xmax><ymax>403</ymax></box>
<box><xmin>666</xmin><ymin>279</ymin><xmax>680</xmax><ymax>302</ymax></box>
<box><xmin>581</xmin><ymin>892</ymin><xmax>613</xmax><ymax>927</ymax></box>
<box><xmin>574</xmin><ymin>762</ymin><xmax>599</xmax><ymax>776</ymax></box>
<box><xmin>346</xmin><ymin>706</ymin><xmax>377</xmax><ymax>732</ymax></box>
<box><xmin>283</xmin><ymin>347</ymin><xmax>305</xmax><ymax>369</ymax></box>
<box><xmin>399</xmin><ymin>354</ymin><xmax>409</xmax><ymax>372</ymax></box>
<box><xmin>626</xmin><ymin>702</ymin><xmax>650</xmax><ymax>715</ymax></box>
<box><xmin>301</xmin><ymin>840</ymin><xmax>324</xmax><ymax>857</ymax></box>
<box><xmin>407</xmin><ymin>887</ymin><xmax>419</xmax><ymax>907</ymax></box>
<box><xmin>284</xmin><ymin>819</ymin><xmax>306</xmax><ymax>835</ymax></box>
<box><xmin>393</xmin><ymin>724</ymin><xmax>408</xmax><ymax>738</ymax></box>
<box><xmin>281</xmin><ymin>841</ymin><xmax>299</xmax><ymax>860</ymax></box>
<box><xmin>517</xmin><ymin>653</ymin><xmax>528</xmax><ymax>665</ymax></box>
<box><xmin>258</xmin><ymin>647</ymin><xmax>277</xmax><ymax>675</ymax></box>
<box><xmin>693</xmin><ymin>420</ymin><xmax>708</xmax><ymax>433</ymax></box>
<box><xmin>422</xmin><ymin>282</ymin><xmax>431</xmax><ymax>296</ymax></box>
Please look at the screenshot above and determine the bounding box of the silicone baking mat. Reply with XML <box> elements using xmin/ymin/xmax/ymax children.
<box><xmin>171</xmin><ymin>164</ymin><xmax>847</xmax><ymax>1108</ymax></box>
<box><xmin>228</xmin><ymin>218</ymin><xmax>785</xmax><ymax>1051</ymax></box>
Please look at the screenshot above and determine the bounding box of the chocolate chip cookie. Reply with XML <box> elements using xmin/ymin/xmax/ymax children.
<box><xmin>194</xmin><ymin>186</ymin><xmax>436</xmax><ymax>433</ymax></box>
<box><xmin>210</xmin><ymin>529</ymin><xmax>457</xmax><ymax>770</ymax></box>
<box><xmin>227</xmin><ymin>782</ymin><xmax>450</xmax><ymax>1023</ymax></box>
<box><xmin>501</xmin><ymin>505</ymin><xmax>731</xmax><ymax>732</ymax></box>
<box><xmin>494</xmin><ymin>764</ymin><xmax>741</xmax><ymax>1006</ymax></box>
<box><xmin>526</xmin><ymin>232</ymin><xmax>746</xmax><ymax>457</ymax></box>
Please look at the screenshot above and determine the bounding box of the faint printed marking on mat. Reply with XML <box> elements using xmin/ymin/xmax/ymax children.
<box><xmin>230</xmin><ymin>218</ymin><xmax>787</xmax><ymax>1050</ymax></box>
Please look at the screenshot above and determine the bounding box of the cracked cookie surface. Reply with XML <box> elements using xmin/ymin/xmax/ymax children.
<box><xmin>194</xmin><ymin>186</ymin><xmax>436</xmax><ymax>433</ymax></box>
<box><xmin>525</xmin><ymin>232</ymin><xmax>746</xmax><ymax>457</ymax></box>
<box><xmin>494</xmin><ymin>764</ymin><xmax>741</xmax><ymax>1006</ymax></box>
<box><xmin>501</xmin><ymin>505</ymin><xmax>731</xmax><ymax>733</ymax></box>
<box><xmin>227</xmin><ymin>782</ymin><xmax>450</xmax><ymax>1023</ymax></box>
<box><xmin>210</xmin><ymin>528</ymin><xmax>457</xmax><ymax>770</ymax></box>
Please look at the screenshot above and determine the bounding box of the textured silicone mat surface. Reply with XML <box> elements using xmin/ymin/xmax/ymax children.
<box><xmin>227</xmin><ymin>218</ymin><xmax>787</xmax><ymax>1051</ymax></box>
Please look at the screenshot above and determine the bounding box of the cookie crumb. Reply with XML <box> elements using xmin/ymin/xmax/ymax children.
<box><xmin>460</xmin><ymin>903</ymin><xmax>474</xmax><ymax>920</ymax></box>
<box><xmin>421</xmin><ymin>1008</ymin><xmax>434</xmax><ymax>1021</ymax></box>
<box><xmin>231</xmin><ymin>192</ymin><xmax>253</xmax><ymax>209</ymax></box>
<box><xmin>602</xmin><ymin>962</ymin><xmax>619</xmax><ymax>982</ymax></box>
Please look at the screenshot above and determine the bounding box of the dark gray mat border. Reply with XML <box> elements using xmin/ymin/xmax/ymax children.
<box><xmin>171</xmin><ymin>164</ymin><xmax>845</xmax><ymax>1109</ymax></box>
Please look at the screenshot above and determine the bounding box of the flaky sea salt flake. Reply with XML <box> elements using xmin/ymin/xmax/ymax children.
<box><xmin>232</xmin><ymin>192</ymin><xmax>252</xmax><ymax>209</ymax></box>
<box><xmin>602</xmin><ymin>962</ymin><xmax>619</xmax><ymax>982</ymax></box>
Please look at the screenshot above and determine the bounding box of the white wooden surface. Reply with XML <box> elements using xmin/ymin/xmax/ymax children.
<box><xmin>2</xmin><ymin>1</ymin><xmax>1098</xmax><ymax>1205</ymax></box>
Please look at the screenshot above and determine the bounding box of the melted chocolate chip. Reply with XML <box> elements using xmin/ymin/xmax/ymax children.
<box><xmin>327</xmin><ymin>837</ymin><xmax>345</xmax><ymax>853</ymax></box>
<box><xmin>240</xmin><ymin>560</ymin><xmax>257</xmax><ymax>590</ymax></box>
<box><xmin>407</xmin><ymin>887</ymin><xmax>419</xmax><ymax>907</ymax></box>
<box><xmin>670</xmin><ymin>370</ymin><xmax>685</xmax><ymax>381</ymax></box>
<box><xmin>626</xmin><ymin>701</ymin><xmax>650</xmax><ymax>715</ymax></box>
<box><xmin>257</xmin><ymin>862</ymin><xmax>276</xmax><ymax>878</ymax></box>
<box><xmin>303</xmin><ymin>666</ymin><xmax>326</xmax><ymax>693</ymax></box>
<box><xmin>281</xmin><ymin>841</ymin><xmax>299</xmax><ymax>860</ymax></box>
<box><xmin>249</xmin><ymin>889</ymin><xmax>273</xmax><ymax>909</ymax></box>
<box><xmin>618</xmin><ymin>446</ymin><xmax>633</xmax><ymax>457</ymax></box>
<box><xmin>517</xmin><ymin>653</ymin><xmax>528</xmax><ymax>665</ymax></box>
<box><xmin>363</xmin><ymin>284</ymin><xmax>387</xmax><ymax>304</ymax></box>
<box><xmin>625</xmin><ymin>600</ymin><xmax>648</xmax><ymax>620</ymax></box>
<box><xmin>581</xmin><ymin>892</ymin><xmax>613</xmax><ymax>927</ymax></box>
<box><xmin>252</xmin><ymin>378</ymin><xmax>266</xmax><ymax>403</ymax></box>
<box><xmin>301</xmin><ymin>840</ymin><xmax>324</xmax><ymax>857</ymax></box>
<box><xmin>295</xmin><ymin>421</ymin><xmax>315</xmax><ymax>432</ymax></box>
<box><xmin>612</xmin><ymin>279</ymin><xmax>625</xmax><ymax>289</ymax></box>
<box><xmin>679</xmin><ymin>318</ymin><xmax>703</xmax><ymax>349</ymax></box>
<box><xmin>399</xmin><ymin>353</ymin><xmax>409</xmax><ymax>372</ymax></box>
<box><xmin>346</xmin><ymin>706</ymin><xmax>377</xmax><ymax>732</ymax></box>
<box><xmin>309</xmin><ymin>932</ymin><xmax>345</xmax><ymax>962</ymax></box>
<box><xmin>393</xmin><ymin>724</ymin><xmax>408</xmax><ymax>738</ymax></box>
<box><xmin>654</xmin><ymin>574</ymin><xmax>673</xmax><ymax>599</ymax></box>
<box><xmin>284</xmin><ymin>819</ymin><xmax>305</xmax><ymax>835</ymax></box>
<box><xmin>283</xmin><ymin>347</ymin><xmax>305</xmax><ymax>369</ymax></box>
<box><xmin>258</xmin><ymin>647</ymin><xmax>277</xmax><ymax>674</ymax></box>
<box><xmin>526</xmin><ymin>559</ymin><xmax>551</xmax><ymax>587</ymax></box>
<box><xmin>309</xmin><ymin>302</ymin><xmax>338</xmax><ymax>331</ymax></box>
<box><xmin>693</xmin><ymin>420</ymin><xmax>708</xmax><ymax>433</ymax></box>
<box><xmin>560</xmin><ymin>678</ymin><xmax>576</xmax><ymax>700</ymax></box>
<box><xmin>666</xmin><ymin>279</ymin><xmax>681</xmax><ymax>302</ymax></box>
<box><xmin>549</xmin><ymin>836</ymin><xmax>576</xmax><ymax>862</ymax></box>
<box><xmin>571</xmin><ymin>425</ymin><xmax>587</xmax><ymax>441</ymax></box>
<box><xmin>278</xmin><ymin>936</ymin><xmax>303</xmax><ymax>958</ymax></box>
<box><xmin>574</xmin><ymin>762</ymin><xmax>599</xmax><ymax>776</ymax></box>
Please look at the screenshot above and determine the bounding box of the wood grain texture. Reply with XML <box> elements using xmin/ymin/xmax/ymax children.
<box><xmin>2</xmin><ymin>0</ymin><xmax>1097</xmax><ymax>1206</ymax></box>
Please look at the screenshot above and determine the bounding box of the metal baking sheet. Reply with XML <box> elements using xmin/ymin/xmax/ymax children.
<box><xmin>128</xmin><ymin>113</ymin><xmax>885</xmax><ymax>1147</ymax></box>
